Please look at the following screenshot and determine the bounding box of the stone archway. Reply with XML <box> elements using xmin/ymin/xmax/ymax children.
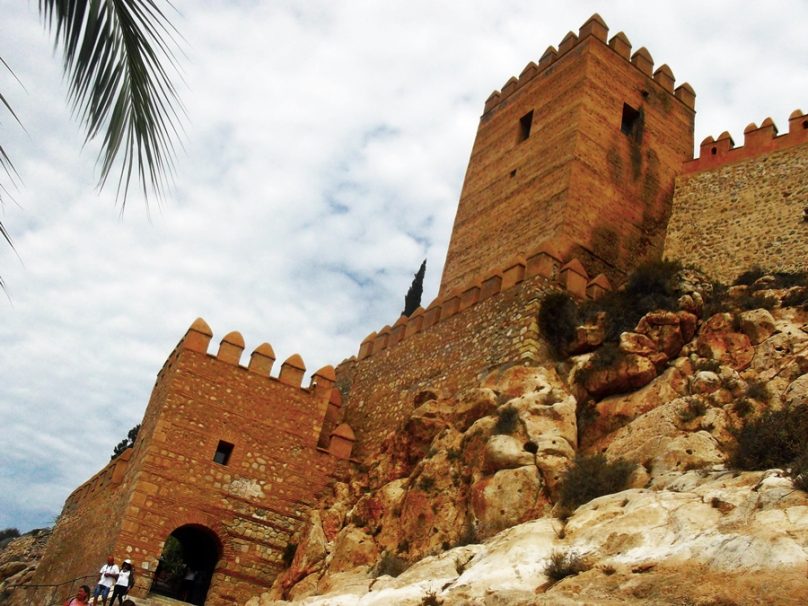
<box><xmin>149</xmin><ymin>524</ymin><xmax>221</xmax><ymax>605</ymax></box>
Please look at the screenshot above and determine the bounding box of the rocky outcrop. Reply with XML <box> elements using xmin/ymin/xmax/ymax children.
<box><xmin>255</xmin><ymin>274</ymin><xmax>808</xmax><ymax>605</ymax></box>
<box><xmin>247</xmin><ymin>470</ymin><xmax>808</xmax><ymax>605</ymax></box>
<box><xmin>0</xmin><ymin>529</ymin><xmax>51</xmax><ymax>598</ymax></box>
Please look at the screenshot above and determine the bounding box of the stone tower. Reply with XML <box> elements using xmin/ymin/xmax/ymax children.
<box><xmin>439</xmin><ymin>14</ymin><xmax>696</xmax><ymax>296</ymax></box>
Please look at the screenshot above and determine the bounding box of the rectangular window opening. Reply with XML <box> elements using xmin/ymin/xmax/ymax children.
<box><xmin>213</xmin><ymin>440</ymin><xmax>234</xmax><ymax>465</ymax></box>
<box><xmin>621</xmin><ymin>103</ymin><xmax>641</xmax><ymax>137</ymax></box>
<box><xmin>517</xmin><ymin>110</ymin><xmax>534</xmax><ymax>143</ymax></box>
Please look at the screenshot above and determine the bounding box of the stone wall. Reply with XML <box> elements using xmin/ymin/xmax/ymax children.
<box><xmin>439</xmin><ymin>14</ymin><xmax>694</xmax><ymax>296</ymax></box>
<box><xmin>23</xmin><ymin>322</ymin><xmax>352</xmax><ymax>606</ymax></box>
<box><xmin>665</xmin><ymin>116</ymin><xmax>808</xmax><ymax>283</ymax></box>
<box><xmin>338</xmin><ymin>248</ymin><xmax>610</xmax><ymax>458</ymax></box>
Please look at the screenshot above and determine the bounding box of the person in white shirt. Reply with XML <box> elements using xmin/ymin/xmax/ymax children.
<box><xmin>109</xmin><ymin>559</ymin><xmax>135</xmax><ymax>605</ymax></box>
<box><xmin>91</xmin><ymin>556</ymin><xmax>119</xmax><ymax>606</ymax></box>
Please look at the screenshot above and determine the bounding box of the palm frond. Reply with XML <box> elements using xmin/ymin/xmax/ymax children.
<box><xmin>40</xmin><ymin>0</ymin><xmax>184</xmax><ymax>206</ymax></box>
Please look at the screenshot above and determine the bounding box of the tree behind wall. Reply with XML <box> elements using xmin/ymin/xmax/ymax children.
<box><xmin>403</xmin><ymin>259</ymin><xmax>426</xmax><ymax>317</ymax></box>
<box><xmin>111</xmin><ymin>424</ymin><xmax>141</xmax><ymax>459</ymax></box>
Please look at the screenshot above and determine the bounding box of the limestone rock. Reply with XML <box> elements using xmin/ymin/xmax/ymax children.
<box><xmin>484</xmin><ymin>434</ymin><xmax>535</xmax><ymax>472</ymax></box>
<box><xmin>783</xmin><ymin>373</ymin><xmax>808</xmax><ymax>408</ymax></box>
<box><xmin>577</xmin><ymin>351</ymin><xmax>658</xmax><ymax>399</ymax></box>
<box><xmin>471</xmin><ymin>465</ymin><xmax>544</xmax><ymax>538</ymax></box>
<box><xmin>738</xmin><ymin>308</ymin><xmax>776</xmax><ymax>344</ymax></box>
<box><xmin>481</xmin><ymin>365</ymin><xmax>565</xmax><ymax>399</ymax></box>
<box><xmin>696</xmin><ymin>331</ymin><xmax>754</xmax><ymax>371</ymax></box>
<box><xmin>327</xmin><ymin>526</ymin><xmax>379</xmax><ymax>573</ymax></box>
<box><xmin>690</xmin><ymin>370</ymin><xmax>721</xmax><ymax>394</ymax></box>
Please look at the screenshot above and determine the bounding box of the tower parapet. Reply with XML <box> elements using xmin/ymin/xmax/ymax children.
<box><xmin>684</xmin><ymin>109</ymin><xmax>808</xmax><ymax>173</ymax></box>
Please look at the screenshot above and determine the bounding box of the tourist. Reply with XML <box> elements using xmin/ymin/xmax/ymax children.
<box><xmin>91</xmin><ymin>556</ymin><xmax>119</xmax><ymax>606</ymax></box>
<box><xmin>109</xmin><ymin>559</ymin><xmax>135</xmax><ymax>605</ymax></box>
<box><xmin>64</xmin><ymin>584</ymin><xmax>90</xmax><ymax>606</ymax></box>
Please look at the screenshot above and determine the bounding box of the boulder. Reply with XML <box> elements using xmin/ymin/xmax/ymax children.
<box><xmin>696</xmin><ymin>331</ymin><xmax>754</xmax><ymax>371</ymax></box>
<box><xmin>577</xmin><ymin>351</ymin><xmax>658</xmax><ymax>399</ymax></box>
<box><xmin>470</xmin><ymin>465</ymin><xmax>544</xmax><ymax>538</ymax></box>
<box><xmin>481</xmin><ymin>365</ymin><xmax>565</xmax><ymax>399</ymax></box>
<box><xmin>738</xmin><ymin>309</ymin><xmax>777</xmax><ymax>344</ymax></box>
<box><xmin>636</xmin><ymin>310</ymin><xmax>691</xmax><ymax>358</ymax></box>
<box><xmin>327</xmin><ymin>526</ymin><xmax>379</xmax><ymax>573</ymax></box>
<box><xmin>690</xmin><ymin>370</ymin><xmax>721</xmax><ymax>395</ymax></box>
<box><xmin>484</xmin><ymin>434</ymin><xmax>535</xmax><ymax>472</ymax></box>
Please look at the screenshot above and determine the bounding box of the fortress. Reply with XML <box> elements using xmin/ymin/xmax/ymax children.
<box><xmin>18</xmin><ymin>14</ymin><xmax>808</xmax><ymax>606</ymax></box>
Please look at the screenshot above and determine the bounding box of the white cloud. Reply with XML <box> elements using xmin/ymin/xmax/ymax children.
<box><xmin>1</xmin><ymin>1</ymin><xmax>807</xmax><ymax>531</ymax></box>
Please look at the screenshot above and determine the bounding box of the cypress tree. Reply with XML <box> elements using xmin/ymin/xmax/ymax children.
<box><xmin>403</xmin><ymin>260</ymin><xmax>427</xmax><ymax>316</ymax></box>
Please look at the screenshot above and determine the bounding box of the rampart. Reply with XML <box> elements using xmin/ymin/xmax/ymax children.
<box><xmin>338</xmin><ymin>244</ymin><xmax>611</xmax><ymax>457</ymax></box>
<box><xmin>664</xmin><ymin>110</ymin><xmax>808</xmax><ymax>283</ymax></box>
<box><xmin>25</xmin><ymin>322</ymin><xmax>355</xmax><ymax>606</ymax></box>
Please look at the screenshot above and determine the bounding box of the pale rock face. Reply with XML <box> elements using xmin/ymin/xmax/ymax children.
<box><xmin>471</xmin><ymin>465</ymin><xmax>544</xmax><ymax>538</ymax></box>
<box><xmin>511</xmin><ymin>391</ymin><xmax>577</xmax><ymax>447</ymax></box>
<box><xmin>651</xmin><ymin>431</ymin><xmax>724</xmax><ymax>474</ymax></box>
<box><xmin>254</xmin><ymin>471</ymin><xmax>808</xmax><ymax>605</ymax></box>
<box><xmin>484</xmin><ymin>434</ymin><xmax>535</xmax><ymax>472</ymax></box>
<box><xmin>696</xmin><ymin>327</ymin><xmax>754</xmax><ymax>371</ymax></box>
<box><xmin>738</xmin><ymin>308</ymin><xmax>777</xmax><ymax>344</ymax></box>
<box><xmin>589</xmin><ymin>365</ymin><xmax>690</xmax><ymax>448</ymax></box>
<box><xmin>327</xmin><ymin>526</ymin><xmax>379</xmax><ymax>574</ymax></box>
<box><xmin>783</xmin><ymin>373</ymin><xmax>808</xmax><ymax>407</ymax></box>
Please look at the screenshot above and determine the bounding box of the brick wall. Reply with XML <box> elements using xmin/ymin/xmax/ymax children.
<box><xmin>339</xmin><ymin>270</ymin><xmax>563</xmax><ymax>458</ymax></box>
<box><xmin>665</xmin><ymin>135</ymin><xmax>808</xmax><ymax>283</ymax></box>
<box><xmin>24</xmin><ymin>323</ymin><xmax>351</xmax><ymax>606</ymax></box>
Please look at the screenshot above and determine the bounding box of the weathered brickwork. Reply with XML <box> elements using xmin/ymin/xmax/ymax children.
<box><xmin>439</xmin><ymin>15</ymin><xmax>694</xmax><ymax>296</ymax></box>
<box><xmin>665</xmin><ymin>119</ymin><xmax>808</xmax><ymax>283</ymax></box>
<box><xmin>25</xmin><ymin>322</ymin><xmax>353</xmax><ymax>606</ymax></box>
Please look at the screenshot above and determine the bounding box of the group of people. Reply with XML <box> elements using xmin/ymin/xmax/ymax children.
<box><xmin>64</xmin><ymin>556</ymin><xmax>136</xmax><ymax>606</ymax></box>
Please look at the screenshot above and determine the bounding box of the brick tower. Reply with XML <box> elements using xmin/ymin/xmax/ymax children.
<box><xmin>439</xmin><ymin>14</ymin><xmax>696</xmax><ymax>296</ymax></box>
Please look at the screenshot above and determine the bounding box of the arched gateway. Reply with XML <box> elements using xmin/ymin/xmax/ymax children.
<box><xmin>150</xmin><ymin>524</ymin><xmax>221</xmax><ymax>605</ymax></box>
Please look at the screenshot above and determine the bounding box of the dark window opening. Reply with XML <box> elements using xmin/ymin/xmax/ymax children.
<box><xmin>802</xmin><ymin>119</ymin><xmax>808</xmax><ymax>130</ymax></box>
<box><xmin>510</xmin><ymin>169</ymin><xmax>517</xmax><ymax>178</ymax></box>
<box><xmin>517</xmin><ymin>110</ymin><xmax>534</xmax><ymax>142</ymax></box>
<box><xmin>711</xmin><ymin>146</ymin><xmax>717</xmax><ymax>156</ymax></box>
<box><xmin>621</xmin><ymin>103</ymin><xmax>641</xmax><ymax>138</ymax></box>
<box><xmin>213</xmin><ymin>440</ymin><xmax>234</xmax><ymax>465</ymax></box>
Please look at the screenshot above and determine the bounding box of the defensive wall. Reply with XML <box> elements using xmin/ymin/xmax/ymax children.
<box><xmin>664</xmin><ymin>110</ymin><xmax>808</xmax><ymax>283</ymax></box>
<box><xmin>338</xmin><ymin>243</ymin><xmax>611</xmax><ymax>458</ymax></box>
<box><xmin>439</xmin><ymin>14</ymin><xmax>695</xmax><ymax>296</ymax></box>
<box><xmin>25</xmin><ymin>322</ymin><xmax>355</xmax><ymax>606</ymax></box>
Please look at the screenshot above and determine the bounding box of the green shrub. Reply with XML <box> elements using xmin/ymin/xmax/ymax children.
<box><xmin>418</xmin><ymin>475</ymin><xmax>435</xmax><ymax>492</ymax></box>
<box><xmin>733</xmin><ymin>398</ymin><xmax>753</xmax><ymax>417</ymax></box>
<box><xmin>782</xmin><ymin>286</ymin><xmax>808</xmax><ymax>309</ymax></box>
<box><xmin>791</xmin><ymin>451</ymin><xmax>808</xmax><ymax>492</ymax></box>
<box><xmin>735</xmin><ymin>293</ymin><xmax>777</xmax><ymax>311</ymax></box>
<box><xmin>694</xmin><ymin>358</ymin><xmax>721</xmax><ymax>373</ymax></box>
<box><xmin>539</xmin><ymin>292</ymin><xmax>579</xmax><ymax>357</ymax></box>
<box><xmin>580</xmin><ymin>260</ymin><xmax>682</xmax><ymax>341</ymax></box>
<box><xmin>745</xmin><ymin>379</ymin><xmax>769</xmax><ymax>402</ymax></box>
<box><xmin>753</xmin><ymin>270</ymin><xmax>808</xmax><ymax>290</ymax></box>
<box><xmin>734</xmin><ymin>266</ymin><xmax>765</xmax><ymax>286</ymax></box>
<box><xmin>730</xmin><ymin>405</ymin><xmax>808</xmax><ymax>470</ymax></box>
<box><xmin>701</xmin><ymin>280</ymin><xmax>731</xmax><ymax>317</ymax></box>
<box><xmin>543</xmin><ymin>550</ymin><xmax>589</xmax><ymax>582</ymax></box>
<box><xmin>558</xmin><ymin>454</ymin><xmax>635</xmax><ymax>510</ymax></box>
<box><xmin>374</xmin><ymin>551</ymin><xmax>409</xmax><ymax>578</ymax></box>
<box><xmin>678</xmin><ymin>399</ymin><xmax>707</xmax><ymax>423</ymax></box>
<box><xmin>420</xmin><ymin>591</ymin><xmax>443</xmax><ymax>606</ymax></box>
<box><xmin>494</xmin><ymin>406</ymin><xmax>519</xmax><ymax>435</ymax></box>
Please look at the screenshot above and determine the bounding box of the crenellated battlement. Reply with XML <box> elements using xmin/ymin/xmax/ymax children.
<box><xmin>357</xmin><ymin>240</ymin><xmax>611</xmax><ymax>361</ymax></box>
<box><xmin>175</xmin><ymin>317</ymin><xmax>336</xmax><ymax>397</ymax></box>
<box><xmin>483</xmin><ymin>14</ymin><xmax>695</xmax><ymax>116</ymax></box>
<box><xmin>684</xmin><ymin>109</ymin><xmax>808</xmax><ymax>174</ymax></box>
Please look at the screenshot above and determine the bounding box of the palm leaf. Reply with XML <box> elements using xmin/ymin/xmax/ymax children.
<box><xmin>40</xmin><ymin>0</ymin><xmax>184</xmax><ymax>206</ymax></box>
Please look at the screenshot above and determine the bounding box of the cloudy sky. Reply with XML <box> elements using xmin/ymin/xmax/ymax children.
<box><xmin>1</xmin><ymin>1</ymin><xmax>807</xmax><ymax>532</ymax></box>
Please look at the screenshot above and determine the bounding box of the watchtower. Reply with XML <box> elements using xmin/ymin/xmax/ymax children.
<box><xmin>439</xmin><ymin>14</ymin><xmax>696</xmax><ymax>295</ymax></box>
